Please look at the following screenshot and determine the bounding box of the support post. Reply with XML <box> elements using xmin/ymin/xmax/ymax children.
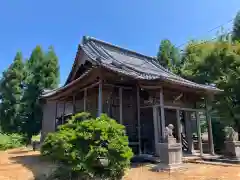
<box><xmin>62</xmin><ymin>102</ymin><xmax>66</xmax><ymax>125</ymax></box>
<box><xmin>205</xmin><ymin>97</ymin><xmax>215</xmax><ymax>155</ymax></box>
<box><xmin>153</xmin><ymin>107</ymin><xmax>159</xmax><ymax>154</ymax></box>
<box><xmin>73</xmin><ymin>95</ymin><xmax>76</xmax><ymax>114</ymax></box>
<box><xmin>196</xmin><ymin>111</ymin><xmax>203</xmax><ymax>156</ymax></box>
<box><xmin>119</xmin><ymin>87</ymin><xmax>123</xmax><ymax>124</ymax></box>
<box><xmin>176</xmin><ymin>109</ymin><xmax>182</xmax><ymax>144</ymax></box>
<box><xmin>98</xmin><ymin>80</ymin><xmax>103</xmax><ymax>117</ymax></box>
<box><xmin>160</xmin><ymin>88</ymin><xmax>166</xmax><ymax>141</ymax></box>
<box><xmin>54</xmin><ymin>102</ymin><xmax>58</xmax><ymax>131</ymax></box>
<box><xmin>184</xmin><ymin>111</ymin><xmax>194</xmax><ymax>154</ymax></box>
<box><xmin>137</xmin><ymin>86</ymin><xmax>142</xmax><ymax>154</ymax></box>
<box><xmin>84</xmin><ymin>89</ymin><xmax>87</xmax><ymax>112</ymax></box>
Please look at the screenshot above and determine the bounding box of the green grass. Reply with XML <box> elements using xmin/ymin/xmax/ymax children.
<box><xmin>32</xmin><ymin>134</ymin><xmax>41</xmax><ymax>142</ymax></box>
<box><xmin>0</xmin><ymin>133</ymin><xmax>25</xmax><ymax>150</ymax></box>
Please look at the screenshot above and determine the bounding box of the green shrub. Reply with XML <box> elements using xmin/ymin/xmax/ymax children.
<box><xmin>41</xmin><ymin>112</ymin><xmax>133</xmax><ymax>180</ymax></box>
<box><xmin>0</xmin><ymin>133</ymin><xmax>25</xmax><ymax>150</ymax></box>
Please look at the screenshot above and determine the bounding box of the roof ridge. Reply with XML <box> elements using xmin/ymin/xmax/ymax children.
<box><xmin>82</xmin><ymin>35</ymin><xmax>157</xmax><ymax>61</ymax></box>
<box><xmin>82</xmin><ymin>36</ymin><xmax>189</xmax><ymax>80</ymax></box>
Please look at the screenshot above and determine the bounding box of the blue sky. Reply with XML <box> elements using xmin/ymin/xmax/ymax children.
<box><xmin>0</xmin><ymin>0</ymin><xmax>239</xmax><ymax>85</ymax></box>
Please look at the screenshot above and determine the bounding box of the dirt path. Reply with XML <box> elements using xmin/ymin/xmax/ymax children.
<box><xmin>0</xmin><ymin>148</ymin><xmax>55</xmax><ymax>180</ymax></box>
<box><xmin>0</xmin><ymin>148</ymin><xmax>240</xmax><ymax>180</ymax></box>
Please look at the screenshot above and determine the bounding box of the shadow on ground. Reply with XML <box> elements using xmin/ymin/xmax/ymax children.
<box><xmin>8</xmin><ymin>150</ymin><xmax>33</xmax><ymax>155</ymax></box>
<box><xmin>6</xmin><ymin>149</ymin><xmax>240</xmax><ymax>180</ymax></box>
<box><xmin>9</xmin><ymin>151</ymin><xmax>56</xmax><ymax>179</ymax></box>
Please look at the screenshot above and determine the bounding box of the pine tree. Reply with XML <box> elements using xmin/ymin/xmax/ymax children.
<box><xmin>0</xmin><ymin>52</ymin><xmax>25</xmax><ymax>132</ymax></box>
<box><xmin>232</xmin><ymin>11</ymin><xmax>240</xmax><ymax>41</ymax></box>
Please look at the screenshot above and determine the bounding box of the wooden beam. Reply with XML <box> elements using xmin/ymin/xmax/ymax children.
<box><xmin>137</xmin><ymin>86</ymin><xmax>142</xmax><ymax>154</ymax></box>
<box><xmin>98</xmin><ymin>80</ymin><xmax>103</xmax><ymax>117</ymax></box>
<box><xmin>73</xmin><ymin>95</ymin><xmax>76</xmax><ymax>114</ymax></box>
<box><xmin>62</xmin><ymin>102</ymin><xmax>66</xmax><ymax>124</ymax></box>
<box><xmin>153</xmin><ymin>107</ymin><xmax>159</xmax><ymax>154</ymax></box>
<box><xmin>84</xmin><ymin>88</ymin><xmax>87</xmax><ymax>112</ymax></box>
<box><xmin>140</xmin><ymin>104</ymin><xmax>205</xmax><ymax>112</ymax></box>
<box><xmin>104</xmin><ymin>83</ymin><xmax>132</xmax><ymax>90</ymax></box>
<box><xmin>164</xmin><ymin>106</ymin><xmax>205</xmax><ymax>112</ymax></box>
<box><xmin>54</xmin><ymin>102</ymin><xmax>58</xmax><ymax>130</ymax></box>
<box><xmin>160</xmin><ymin>88</ymin><xmax>166</xmax><ymax>140</ymax></box>
<box><xmin>47</xmin><ymin>81</ymin><xmax>100</xmax><ymax>101</ymax></box>
<box><xmin>176</xmin><ymin>109</ymin><xmax>182</xmax><ymax>144</ymax></box>
<box><xmin>140</xmin><ymin>85</ymin><xmax>163</xmax><ymax>89</ymax></box>
<box><xmin>119</xmin><ymin>87</ymin><xmax>123</xmax><ymax>124</ymax></box>
<box><xmin>196</xmin><ymin>111</ymin><xmax>203</xmax><ymax>156</ymax></box>
<box><xmin>185</xmin><ymin>111</ymin><xmax>194</xmax><ymax>154</ymax></box>
<box><xmin>205</xmin><ymin>97</ymin><xmax>215</xmax><ymax>155</ymax></box>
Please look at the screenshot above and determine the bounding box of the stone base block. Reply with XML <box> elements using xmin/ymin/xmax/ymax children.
<box><xmin>224</xmin><ymin>141</ymin><xmax>240</xmax><ymax>159</ymax></box>
<box><xmin>157</xmin><ymin>142</ymin><xmax>182</xmax><ymax>165</ymax></box>
<box><xmin>152</xmin><ymin>163</ymin><xmax>183</xmax><ymax>172</ymax></box>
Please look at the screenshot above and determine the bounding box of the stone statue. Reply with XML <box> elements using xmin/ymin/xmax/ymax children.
<box><xmin>165</xmin><ymin>124</ymin><xmax>174</xmax><ymax>137</ymax></box>
<box><xmin>226</xmin><ymin>127</ymin><xmax>239</xmax><ymax>141</ymax></box>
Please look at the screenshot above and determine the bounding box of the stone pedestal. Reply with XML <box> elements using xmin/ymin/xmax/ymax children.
<box><xmin>154</xmin><ymin>124</ymin><xmax>183</xmax><ymax>171</ymax></box>
<box><xmin>224</xmin><ymin>141</ymin><xmax>240</xmax><ymax>159</ymax></box>
<box><xmin>224</xmin><ymin>127</ymin><xmax>240</xmax><ymax>160</ymax></box>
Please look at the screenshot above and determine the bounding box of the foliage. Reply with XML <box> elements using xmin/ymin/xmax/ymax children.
<box><xmin>41</xmin><ymin>112</ymin><xmax>133</xmax><ymax>180</ymax></box>
<box><xmin>20</xmin><ymin>46</ymin><xmax>45</xmax><ymax>141</ymax></box>
<box><xmin>20</xmin><ymin>46</ymin><xmax>59</xmax><ymax>141</ymax></box>
<box><xmin>0</xmin><ymin>133</ymin><xmax>25</xmax><ymax>150</ymax></box>
<box><xmin>0</xmin><ymin>52</ymin><xmax>25</xmax><ymax>133</ymax></box>
<box><xmin>42</xmin><ymin>46</ymin><xmax>60</xmax><ymax>89</ymax></box>
<box><xmin>0</xmin><ymin>45</ymin><xmax>59</xmax><ymax>140</ymax></box>
<box><xmin>31</xmin><ymin>133</ymin><xmax>41</xmax><ymax>142</ymax></box>
<box><xmin>232</xmin><ymin>11</ymin><xmax>240</xmax><ymax>41</ymax></box>
<box><xmin>181</xmin><ymin>40</ymin><xmax>240</xmax><ymax>139</ymax></box>
<box><xmin>156</xmin><ymin>39</ymin><xmax>181</xmax><ymax>73</ymax></box>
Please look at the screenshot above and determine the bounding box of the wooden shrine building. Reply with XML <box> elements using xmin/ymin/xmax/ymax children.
<box><xmin>41</xmin><ymin>36</ymin><xmax>222</xmax><ymax>157</ymax></box>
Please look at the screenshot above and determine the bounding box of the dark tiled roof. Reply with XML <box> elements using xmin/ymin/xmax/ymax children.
<box><xmin>81</xmin><ymin>36</ymin><xmax>221</xmax><ymax>92</ymax></box>
<box><xmin>42</xmin><ymin>36</ymin><xmax>222</xmax><ymax>98</ymax></box>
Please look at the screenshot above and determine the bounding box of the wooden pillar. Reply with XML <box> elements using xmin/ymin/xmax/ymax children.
<box><xmin>160</xmin><ymin>88</ymin><xmax>166</xmax><ymax>140</ymax></box>
<box><xmin>157</xmin><ymin>108</ymin><xmax>161</xmax><ymax>141</ymax></box>
<box><xmin>62</xmin><ymin>102</ymin><xmax>66</xmax><ymax>125</ymax></box>
<box><xmin>205</xmin><ymin>97</ymin><xmax>215</xmax><ymax>155</ymax></box>
<box><xmin>54</xmin><ymin>102</ymin><xmax>58</xmax><ymax>130</ymax></box>
<box><xmin>119</xmin><ymin>87</ymin><xmax>123</xmax><ymax>124</ymax></box>
<box><xmin>176</xmin><ymin>109</ymin><xmax>182</xmax><ymax>144</ymax></box>
<box><xmin>185</xmin><ymin>111</ymin><xmax>194</xmax><ymax>154</ymax></box>
<box><xmin>153</xmin><ymin>107</ymin><xmax>159</xmax><ymax>154</ymax></box>
<box><xmin>98</xmin><ymin>80</ymin><xmax>103</xmax><ymax>117</ymax></box>
<box><xmin>196</xmin><ymin>111</ymin><xmax>203</xmax><ymax>156</ymax></box>
<box><xmin>137</xmin><ymin>86</ymin><xmax>142</xmax><ymax>154</ymax></box>
<box><xmin>84</xmin><ymin>89</ymin><xmax>87</xmax><ymax>112</ymax></box>
<box><xmin>73</xmin><ymin>95</ymin><xmax>76</xmax><ymax>114</ymax></box>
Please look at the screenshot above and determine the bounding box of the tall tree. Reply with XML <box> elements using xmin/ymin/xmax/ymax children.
<box><xmin>20</xmin><ymin>46</ymin><xmax>59</xmax><ymax>141</ymax></box>
<box><xmin>156</xmin><ymin>39</ymin><xmax>181</xmax><ymax>73</ymax></box>
<box><xmin>43</xmin><ymin>46</ymin><xmax>60</xmax><ymax>89</ymax></box>
<box><xmin>181</xmin><ymin>40</ymin><xmax>240</xmax><ymax>140</ymax></box>
<box><xmin>232</xmin><ymin>11</ymin><xmax>240</xmax><ymax>41</ymax></box>
<box><xmin>0</xmin><ymin>52</ymin><xmax>25</xmax><ymax>132</ymax></box>
<box><xmin>20</xmin><ymin>46</ymin><xmax>44</xmax><ymax>140</ymax></box>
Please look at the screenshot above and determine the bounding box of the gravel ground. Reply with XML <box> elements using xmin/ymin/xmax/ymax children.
<box><xmin>0</xmin><ymin>148</ymin><xmax>240</xmax><ymax>180</ymax></box>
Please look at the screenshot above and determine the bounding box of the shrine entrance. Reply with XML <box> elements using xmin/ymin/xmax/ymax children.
<box><xmin>140</xmin><ymin>107</ymin><xmax>155</xmax><ymax>155</ymax></box>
